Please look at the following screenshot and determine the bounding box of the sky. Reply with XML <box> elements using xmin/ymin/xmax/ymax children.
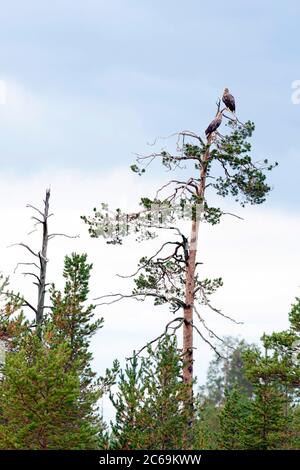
<box><xmin>0</xmin><ymin>0</ymin><xmax>300</xmax><ymax>420</ymax></box>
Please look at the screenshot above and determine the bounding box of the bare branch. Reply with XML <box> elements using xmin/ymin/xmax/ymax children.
<box><xmin>222</xmin><ymin>211</ymin><xmax>244</xmax><ymax>221</ymax></box>
<box><xmin>8</xmin><ymin>243</ymin><xmax>39</xmax><ymax>258</ymax></box>
<box><xmin>26</xmin><ymin>204</ymin><xmax>44</xmax><ymax>218</ymax></box>
<box><xmin>1</xmin><ymin>291</ymin><xmax>37</xmax><ymax>314</ymax></box>
<box><xmin>222</xmin><ymin>112</ymin><xmax>245</xmax><ymax>127</ymax></box>
<box><xmin>147</xmin><ymin>130</ymin><xmax>204</xmax><ymax>148</ymax></box>
<box><xmin>194</xmin><ymin>287</ymin><xmax>243</xmax><ymax>325</ymax></box>
<box><xmin>94</xmin><ymin>291</ymin><xmax>185</xmax><ymax>309</ymax></box>
<box><xmin>129</xmin><ymin>317</ymin><xmax>185</xmax><ymax>358</ymax></box>
<box><xmin>31</xmin><ymin>216</ymin><xmax>43</xmax><ymax>224</ymax></box>
<box><xmin>27</xmin><ymin>227</ymin><xmax>38</xmax><ymax>236</ymax></box>
<box><xmin>191</xmin><ymin>322</ymin><xmax>225</xmax><ymax>359</ymax></box>
<box><xmin>134</xmin><ymin>152</ymin><xmax>199</xmax><ymax>164</ymax></box>
<box><xmin>14</xmin><ymin>262</ymin><xmax>39</xmax><ymax>274</ymax></box>
<box><xmin>116</xmin><ymin>241</ymin><xmax>181</xmax><ymax>278</ymax></box>
<box><xmin>194</xmin><ymin>305</ymin><xmax>228</xmax><ymax>345</ymax></box>
<box><xmin>48</xmin><ymin>233</ymin><xmax>79</xmax><ymax>240</ymax></box>
<box><xmin>22</xmin><ymin>272</ymin><xmax>41</xmax><ymax>283</ymax></box>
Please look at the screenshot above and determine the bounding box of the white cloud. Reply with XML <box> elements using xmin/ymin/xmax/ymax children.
<box><xmin>0</xmin><ymin>79</ymin><xmax>44</xmax><ymax>129</ymax></box>
<box><xmin>0</xmin><ymin>81</ymin><xmax>7</xmax><ymax>105</ymax></box>
<box><xmin>0</xmin><ymin>168</ymin><xmax>299</xmax><ymax>422</ymax></box>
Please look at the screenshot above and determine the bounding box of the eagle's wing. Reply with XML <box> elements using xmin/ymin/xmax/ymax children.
<box><xmin>223</xmin><ymin>93</ymin><xmax>235</xmax><ymax>112</ymax></box>
<box><xmin>205</xmin><ymin>116</ymin><xmax>222</xmax><ymax>136</ymax></box>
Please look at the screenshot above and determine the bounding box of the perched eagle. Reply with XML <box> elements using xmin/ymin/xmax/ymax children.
<box><xmin>222</xmin><ymin>88</ymin><xmax>236</xmax><ymax>113</ymax></box>
<box><xmin>205</xmin><ymin>112</ymin><xmax>222</xmax><ymax>137</ymax></box>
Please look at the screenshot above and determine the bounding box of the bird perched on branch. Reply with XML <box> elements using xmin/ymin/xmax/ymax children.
<box><xmin>222</xmin><ymin>88</ymin><xmax>236</xmax><ymax>113</ymax></box>
<box><xmin>205</xmin><ymin>112</ymin><xmax>222</xmax><ymax>137</ymax></box>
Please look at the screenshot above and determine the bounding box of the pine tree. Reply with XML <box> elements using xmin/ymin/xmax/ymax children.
<box><xmin>0</xmin><ymin>336</ymin><xmax>99</xmax><ymax>449</ymax></box>
<box><xmin>193</xmin><ymin>396</ymin><xmax>222</xmax><ymax>449</ymax></box>
<box><xmin>47</xmin><ymin>253</ymin><xmax>104</xmax><ymax>405</ymax></box>
<box><xmin>288</xmin><ymin>404</ymin><xmax>300</xmax><ymax>449</ymax></box>
<box><xmin>246</xmin><ymin>297</ymin><xmax>300</xmax><ymax>448</ymax></box>
<box><xmin>0</xmin><ymin>253</ymin><xmax>107</xmax><ymax>449</ymax></box>
<box><xmin>219</xmin><ymin>387</ymin><xmax>250</xmax><ymax>449</ymax></box>
<box><xmin>82</xmin><ymin>94</ymin><xmax>277</xmax><ymax>423</ymax></box>
<box><xmin>242</xmin><ymin>347</ymin><xmax>288</xmax><ymax>450</ymax></box>
<box><xmin>262</xmin><ymin>297</ymin><xmax>300</xmax><ymax>392</ymax></box>
<box><xmin>110</xmin><ymin>336</ymin><xmax>190</xmax><ymax>449</ymax></box>
<box><xmin>46</xmin><ymin>253</ymin><xmax>106</xmax><ymax>447</ymax></box>
<box><xmin>110</xmin><ymin>354</ymin><xmax>147</xmax><ymax>449</ymax></box>
<box><xmin>141</xmin><ymin>336</ymin><xmax>191</xmax><ymax>449</ymax></box>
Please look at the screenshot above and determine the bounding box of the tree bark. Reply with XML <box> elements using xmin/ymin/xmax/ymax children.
<box><xmin>36</xmin><ymin>189</ymin><xmax>50</xmax><ymax>326</ymax></box>
<box><xmin>182</xmin><ymin>140</ymin><xmax>211</xmax><ymax>420</ymax></box>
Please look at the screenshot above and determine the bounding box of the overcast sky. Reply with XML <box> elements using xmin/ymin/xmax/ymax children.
<box><xmin>0</xmin><ymin>0</ymin><xmax>300</xmax><ymax>420</ymax></box>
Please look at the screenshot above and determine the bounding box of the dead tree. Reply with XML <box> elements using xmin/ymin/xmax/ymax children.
<box><xmin>33</xmin><ymin>188</ymin><xmax>50</xmax><ymax>325</ymax></box>
<box><xmin>6</xmin><ymin>189</ymin><xmax>78</xmax><ymax>331</ymax></box>
<box><xmin>82</xmin><ymin>92</ymin><xmax>277</xmax><ymax>428</ymax></box>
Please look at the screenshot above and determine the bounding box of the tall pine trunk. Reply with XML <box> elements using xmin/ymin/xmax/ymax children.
<box><xmin>182</xmin><ymin>141</ymin><xmax>211</xmax><ymax>423</ymax></box>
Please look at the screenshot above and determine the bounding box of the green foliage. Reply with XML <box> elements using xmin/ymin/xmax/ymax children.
<box><xmin>110</xmin><ymin>336</ymin><xmax>190</xmax><ymax>450</ymax></box>
<box><xmin>130</xmin><ymin>164</ymin><xmax>145</xmax><ymax>176</ymax></box>
<box><xmin>193</xmin><ymin>397</ymin><xmax>221</xmax><ymax>449</ymax></box>
<box><xmin>288</xmin><ymin>405</ymin><xmax>300</xmax><ymax>449</ymax></box>
<box><xmin>132</xmin><ymin>255</ymin><xmax>186</xmax><ymax>313</ymax></box>
<box><xmin>203</xmin><ymin>203</ymin><xmax>223</xmax><ymax>225</ymax></box>
<box><xmin>130</xmin><ymin>255</ymin><xmax>223</xmax><ymax>314</ymax></box>
<box><xmin>0</xmin><ymin>253</ymin><xmax>107</xmax><ymax>450</ymax></box>
<box><xmin>196</xmin><ymin>334</ymin><xmax>298</xmax><ymax>450</ymax></box>
<box><xmin>242</xmin><ymin>347</ymin><xmax>289</xmax><ymax>449</ymax></box>
<box><xmin>80</xmin><ymin>103</ymin><xmax>278</xmax><ymax>451</ymax></box>
<box><xmin>0</xmin><ymin>337</ymin><xmax>99</xmax><ymax>449</ymax></box>
<box><xmin>83</xmin><ymin>119</ymin><xmax>277</xmax><ymax>242</ymax></box>
<box><xmin>81</xmin><ymin>115</ymin><xmax>277</xmax><ymax>369</ymax></box>
<box><xmin>109</xmin><ymin>354</ymin><xmax>147</xmax><ymax>449</ymax></box>
<box><xmin>218</xmin><ymin>298</ymin><xmax>300</xmax><ymax>450</ymax></box>
<box><xmin>290</xmin><ymin>297</ymin><xmax>300</xmax><ymax>333</ymax></box>
<box><xmin>219</xmin><ymin>387</ymin><xmax>251</xmax><ymax>449</ymax></box>
<box><xmin>211</xmin><ymin>121</ymin><xmax>278</xmax><ymax>206</ymax></box>
<box><xmin>262</xmin><ymin>298</ymin><xmax>300</xmax><ymax>380</ymax></box>
<box><xmin>199</xmin><ymin>337</ymin><xmax>254</xmax><ymax>406</ymax></box>
<box><xmin>0</xmin><ymin>276</ymin><xmax>30</xmax><ymax>350</ymax></box>
<box><xmin>48</xmin><ymin>253</ymin><xmax>103</xmax><ymax>373</ymax></box>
